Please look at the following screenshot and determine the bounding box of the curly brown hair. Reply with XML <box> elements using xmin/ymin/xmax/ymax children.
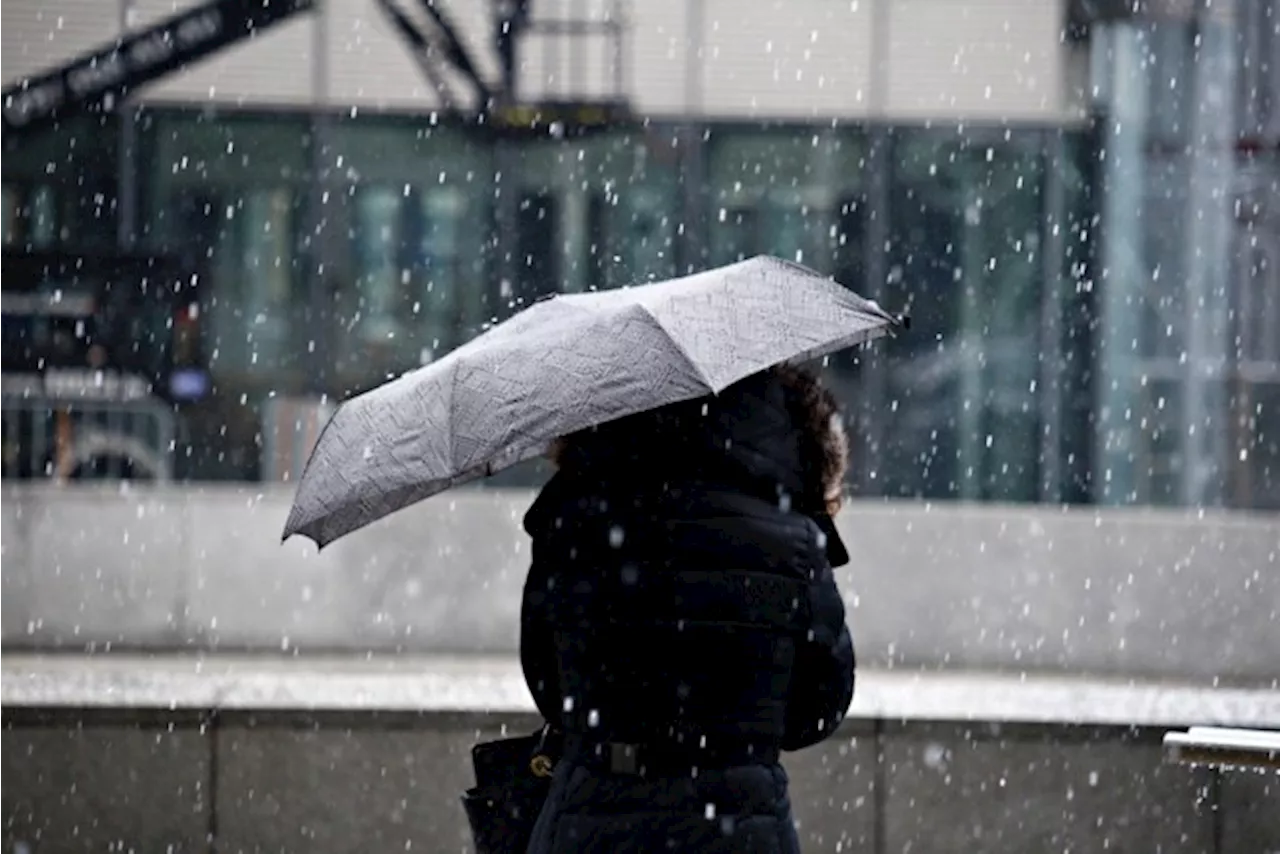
<box><xmin>547</xmin><ymin>362</ymin><xmax>850</xmax><ymax>517</ymax></box>
<box><xmin>772</xmin><ymin>362</ymin><xmax>849</xmax><ymax>516</ymax></box>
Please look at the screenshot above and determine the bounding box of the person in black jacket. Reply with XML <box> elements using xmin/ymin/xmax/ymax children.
<box><xmin>520</xmin><ymin>362</ymin><xmax>856</xmax><ymax>854</ymax></box>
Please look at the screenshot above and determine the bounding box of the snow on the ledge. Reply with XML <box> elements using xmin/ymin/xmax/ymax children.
<box><xmin>4</xmin><ymin>655</ymin><xmax>1278</xmax><ymax>729</ymax></box>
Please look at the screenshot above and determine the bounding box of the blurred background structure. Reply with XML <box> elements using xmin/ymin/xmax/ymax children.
<box><xmin>2</xmin><ymin>1</ymin><xmax>1279</xmax><ymax>852</ymax></box>
<box><xmin>3</xmin><ymin>0</ymin><xmax>1277</xmax><ymax>509</ymax></box>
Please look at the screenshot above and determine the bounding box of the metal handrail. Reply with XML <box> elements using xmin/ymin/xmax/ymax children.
<box><xmin>1</xmin><ymin>396</ymin><xmax>175</xmax><ymax>482</ymax></box>
<box><xmin>1163</xmin><ymin>726</ymin><xmax>1280</xmax><ymax>773</ymax></box>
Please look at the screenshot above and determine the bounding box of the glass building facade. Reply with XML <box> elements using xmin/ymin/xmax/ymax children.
<box><xmin>3</xmin><ymin>2</ymin><xmax>1276</xmax><ymax>510</ymax></box>
<box><xmin>1081</xmin><ymin>0</ymin><xmax>1280</xmax><ymax>510</ymax></box>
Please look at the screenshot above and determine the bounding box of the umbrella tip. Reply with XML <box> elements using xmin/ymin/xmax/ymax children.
<box><xmin>281</xmin><ymin>528</ymin><xmax>327</xmax><ymax>552</ymax></box>
<box><xmin>896</xmin><ymin>313</ymin><xmax>911</xmax><ymax>330</ymax></box>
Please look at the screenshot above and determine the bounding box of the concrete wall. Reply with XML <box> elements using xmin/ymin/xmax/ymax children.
<box><xmin>5</xmin><ymin>654</ymin><xmax>1277</xmax><ymax>851</ymax></box>
<box><xmin>1</xmin><ymin>0</ymin><xmax>1077</xmax><ymax>121</ymax></box>
<box><xmin>4</xmin><ymin>705</ymin><xmax>1277</xmax><ymax>854</ymax></box>
<box><xmin>3</xmin><ymin>484</ymin><xmax>1278</xmax><ymax>684</ymax></box>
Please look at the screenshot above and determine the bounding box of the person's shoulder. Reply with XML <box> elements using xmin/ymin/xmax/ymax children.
<box><xmin>666</xmin><ymin>486</ymin><xmax>832</xmax><ymax>573</ymax></box>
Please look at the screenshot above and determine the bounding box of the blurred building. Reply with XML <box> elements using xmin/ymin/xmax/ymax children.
<box><xmin>2</xmin><ymin>0</ymin><xmax>1277</xmax><ymax>509</ymax></box>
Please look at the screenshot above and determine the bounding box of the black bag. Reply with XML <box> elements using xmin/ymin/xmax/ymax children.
<box><xmin>461</xmin><ymin>724</ymin><xmax>562</xmax><ymax>854</ymax></box>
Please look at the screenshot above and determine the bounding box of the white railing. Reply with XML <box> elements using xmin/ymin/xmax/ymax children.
<box><xmin>1163</xmin><ymin>726</ymin><xmax>1280</xmax><ymax>773</ymax></box>
<box><xmin>0</xmin><ymin>396</ymin><xmax>175</xmax><ymax>481</ymax></box>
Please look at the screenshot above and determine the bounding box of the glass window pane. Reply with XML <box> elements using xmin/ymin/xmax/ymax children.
<box><xmin>415</xmin><ymin>185</ymin><xmax>468</xmax><ymax>361</ymax></box>
<box><xmin>1089</xmin><ymin>13</ymin><xmax>1270</xmax><ymax>509</ymax></box>
<box><xmin>352</xmin><ymin>186</ymin><xmax>404</xmax><ymax>345</ymax></box>
<box><xmin>240</xmin><ymin>187</ymin><xmax>298</xmax><ymax>368</ymax></box>
<box><xmin>1</xmin><ymin>184</ymin><xmax>14</xmax><ymax>246</ymax></box>
<box><xmin>516</xmin><ymin>190</ymin><xmax>560</xmax><ymax>301</ymax></box>
<box><xmin>144</xmin><ymin>111</ymin><xmax>309</xmax><ymax>384</ymax></box>
<box><xmin>1</xmin><ymin>115</ymin><xmax>119</xmax><ymax>251</ymax></box>
<box><xmin>326</xmin><ymin>122</ymin><xmax>493</xmax><ymax>391</ymax></box>
<box><xmin>706</xmin><ymin>129</ymin><xmax>867</xmax><ymax>275</ymax></box>
<box><xmin>345</xmin><ymin>183</ymin><xmax>470</xmax><ymax>367</ymax></box>
<box><xmin>881</xmin><ymin>132</ymin><xmax>964</xmax><ymax>500</ymax></box>
<box><xmin>1233</xmin><ymin>382</ymin><xmax>1280</xmax><ymax>510</ymax></box>
<box><xmin>0</xmin><ymin>183</ymin><xmax>67</xmax><ymax>249</ymax></box>
<box><xmin>1056</xmin><ymin>128</ymin><xmax>1104</xmax><ymax>505</ymax></box>
<box><xmin>1136</xmin><ymin>377</ymin><xmax>1184</xmax><ymax>506</ymax></box>
<box><xmin>1227</xmin><ymin>149</ymin><xmax>1280</xmax><ymax>510</ymax></box>
<box><xmin>505</xmin><ymin>129</ymin><xmax>682</xmax><ymax>299</ymax></box>
<box><xmin>596</xmin><ymin>128</ymin><xmax>681</xmax><ymax>288</ymax></box>
<box><xmin>881</xmin><ymin>130</ymin><xmax>1047</xmax><ymax>502</ymax></box>
<box><xmin>29</xmin><ymin>186</ymin><xmax>58</xmax><ymax>248</ymax></box>
<box><xmin>1143</xmin><ymin>20</ymin><xmax>1196</xmax><ymax>147</ymax></box>
<box><xmin>970</xmin><ymin>142</ymin><xmax>1045</xmax><ymax>503</ymax></box>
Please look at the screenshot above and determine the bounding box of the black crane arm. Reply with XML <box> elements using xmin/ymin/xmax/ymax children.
<box><xmin>2</xmin><ymin>0</ymin><xmax>314</xmax><ymax>142</ymax></box>
<box><xmin>371</xmin><ymin>0</ymin><xmax>493</xmax><ymax>111</ymax></box>
<box><xmin>414</xmin><ymin>0</ymin><xmax>492</xmax><ymax>107</ymax></box>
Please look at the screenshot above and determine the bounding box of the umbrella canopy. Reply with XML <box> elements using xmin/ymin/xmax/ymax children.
<box><xmin>283</xmin><ymin>256</ymin><xmax>902</xmax><ymax>548</ymax></box>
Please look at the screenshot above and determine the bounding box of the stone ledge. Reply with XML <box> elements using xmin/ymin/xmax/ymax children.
<box><xmin>7</xmin><ymin>485</ymin><xmax>1278</xmax><ymax>684</ymax></box>
<box><xmin>4</xmin><ymin>653</ymin><xmax>1278</xmax><ymax>729</ymax></box>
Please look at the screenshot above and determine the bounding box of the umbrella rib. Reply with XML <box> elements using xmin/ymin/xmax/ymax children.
<box><xmin>445</xmin><ymin>356</ymin><xmax>460</xmax><ymax>472</ymax></box>
<box><xmin>281</xmin><ymin>396</ymin><xmax>342</xmax><ymax>542</ymax></box>
<box><xmin>638</xmin><ymin>301</ymin><xmax>717</xmax><ymax>392</ymax></box>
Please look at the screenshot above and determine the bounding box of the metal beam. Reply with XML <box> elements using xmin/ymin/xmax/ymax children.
<box><xmin>415</xmin><ymin>0</ymin><xmax>493</xmax><ymax>108</ymax></box>
<box><xmin>372</xmin><ymin>0</ymin><xmax>464</xmax><ymax>109</ymax></box>
<box><xmin>2</xmin><ymin>0</ymin><xmax>314</xmax><ymax>142</ymax></box>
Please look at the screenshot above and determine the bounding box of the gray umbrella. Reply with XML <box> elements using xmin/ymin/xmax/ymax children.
<box><xmin>283</xmin><ymin>256</ymin><xmax>902</xmax><ymax>547</ymax></box>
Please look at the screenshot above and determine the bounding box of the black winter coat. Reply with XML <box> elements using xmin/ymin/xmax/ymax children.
<box><xmin>519</xmin><ymin>372</ymin><xmax>856</xmax><ymax>853</ymax></box>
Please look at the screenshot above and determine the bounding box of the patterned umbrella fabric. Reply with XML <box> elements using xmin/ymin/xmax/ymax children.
<box><xmin>283</xmin><ymin>256</ymin><xmax>902</xmax><ymax>547</ymax></box>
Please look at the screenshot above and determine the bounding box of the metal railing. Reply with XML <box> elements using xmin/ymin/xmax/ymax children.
<box><xmin>1</xmin><ymin>396</ymin><xmax>175</xmax><ymax>482</ymax></box>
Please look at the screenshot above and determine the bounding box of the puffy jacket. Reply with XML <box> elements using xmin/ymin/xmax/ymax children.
<box><xmin>520</xmin><ymin>370</ymin><xmax>855</xmax><ymax>852</ymax></box>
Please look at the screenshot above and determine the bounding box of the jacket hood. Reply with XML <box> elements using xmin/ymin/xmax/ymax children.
<box><xmin>525</xmin><ymin>370</ymin><xmax>850</xmax><ymax>567</ymax></box>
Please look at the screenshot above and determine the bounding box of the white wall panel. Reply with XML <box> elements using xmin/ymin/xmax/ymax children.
<box><xmin>699</xmin><ymin>0</ymin><xmax>874</xmax><ymax>119</ymax></box>
<box><xmin>514</xmin><ymin>0</ymin><xmax>631</xmax><ymax>105</ymax></box>
<box><xmin>325</xmin><ymin>0</ymin><xmax>432</xmax><ymax>109</ymax></box>
<box><xmin>3</xmin><ymin>0</ymin><xmax>1072</xmax><ymax>122</ymax></box>
<box><xmin>885</xmin><ymin>0</ymin><xmax>1065</xmax><ymax>120</ymax></box>
<box><xmin>324</xmin><ymin>0</ymin><xmax>502</xmax><ymax>111</ymax></box>
<box><xmin>2</xmin><ymin>0</ymin><xmax>122</xmax><ymax>84</ymax></box>
<box><xmin>2</xmin><ymin>0</ymin><xmax>316</xmax><ymax>107</ymax></box>
<box><xmin>623</xmin><ymin>0</ymin><xmax>689</xmax><ymax>114</ymax></box>
<box><xmin>127</xmin><ymin>0</ymin><xmax>207</xmax><ymax>28</ymax></box>
<box><xmin>135</xmin><ymin>0</ymin><xmax>316</xmax><ymax>106</ymax></box>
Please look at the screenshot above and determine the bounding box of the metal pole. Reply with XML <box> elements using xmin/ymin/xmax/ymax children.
<box><xmin>956</xmin><ymin>179</ymin><xmax>983</xmax><ymax>501</ymax></box>
<box><xmin>858</xmin><ymin>126</ymin><xmax>889</xmax><ymax>497</ymax></box>
<box><xmin>1095</xmin><ymin>23</ymin><xmax>1147</xmax><ymax>505</ymax></box>
<box><xmin>306</xmin><ymin>0</ymin><xmax>334</xmax><ymax>394</ymax></box>
<box><xmin>117</xmin><ymin>0</ymin><xmax>138</xmax><ymax>250</ymax></box>
<box><xmin>858</xmin><ymin>0</ymin><xmax>891</xmax><ymax>498</ymax></box>
<box><xmin>1179</xmin><ymin>0</ymin><xmax>1238</xmax><ymax>507</ymax></box>
<box><xmin>1038</xmin><ymin>129</ymin><xmax>1066</xmax><ymax>503</ymax></box>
